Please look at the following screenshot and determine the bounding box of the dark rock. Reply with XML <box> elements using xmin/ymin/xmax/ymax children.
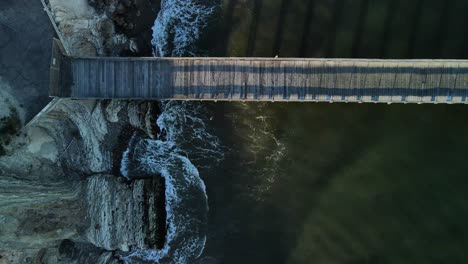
<box><xmin>0</xmin><ymin>0</ymin><xmax>53</xmax><ymax>122</ymax></box>
<box><xmin>85</xmin><ymin>175</ymin><xmax>164</xmax><ymax>251</ymax></box>
<box><xmin>89</xmin><ymin>0</ymin><xmax>159</xmax><ymax>56</ymax></box>
<box><xmin>58</xmin><ymin>240</ymin><xmax>122</xmax><ymax>264</ymax></box>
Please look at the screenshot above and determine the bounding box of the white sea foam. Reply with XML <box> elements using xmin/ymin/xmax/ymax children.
<box><xmin>121</xmin><ymin>1</ymin><xmax>222</xmax><ymax>262</ymax></box>
<box><xmin>120</xmin><ymin>133</ymin><xmax>137</xmax><ymax>180</ymax></box>
<box><xmin>121</xmin><ymin>102</ymin><xmax>215</xmax><ymax>263</ymax></box>
<box><xmin>123</xmin><ymin>147</ymin><xmax>207</xmax><ymax>263</ymax></box>
<box><xmin>151</xmin><ymin>0</ymin><xmax>219</xmax><ymax>57</ymax></box>
<box><xmin>157</xmin><ymin>101</ymin><xmax>224</xmax><ymax>168</ymax></box>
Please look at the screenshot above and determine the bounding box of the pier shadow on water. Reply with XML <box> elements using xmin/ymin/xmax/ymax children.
<box><xmin>199</xmin><ymin>0</ymin><xmax>468</xmax><ymax>263</ymax></box>
<box><xmin>213</xmin><ymin>0</ymin><xmax>468</xmax><ymax>59</ymax></box>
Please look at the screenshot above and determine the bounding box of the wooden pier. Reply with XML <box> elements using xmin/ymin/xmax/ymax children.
<box><xmin>50</xmin><ymin>40</ymin><xmax>468</xmax><ymax>104</ymax></box>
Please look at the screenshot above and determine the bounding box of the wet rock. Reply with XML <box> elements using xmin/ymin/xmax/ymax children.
<box><xmin>0</xmin><ymin>0</ymin><xmax>165</xmax><ymax>262</ymax></box>
<box><xmin>48</xmin><ymin>0</ymin><xmax>131</xmax><ymax>56</ymax></box>
<box><xmin>85</xmin><ymin>175</ymin><xmax>162</xmax><ymax>251</ymax></box>
<box><xmin>0</xmin><ymin>153</ymin><xmax>86</xmax><ymax>263</ymax></box>
<box><xmin>88</xmin><ymin>0</ymin><xmax>159</xmax><ymax>56</ymax></box>
<box><xmin>57</xmin><ymin>240</ymin><xmax>122</xmax><ymax>264</ymax></box>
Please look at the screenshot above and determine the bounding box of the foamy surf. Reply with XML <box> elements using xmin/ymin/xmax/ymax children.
<box><xmin>120</xmin><ymin>1</ymin><xmax>222</xmax><ymax>262</ymax></box>
<box><xmin>122</xmin><ymin>139</ymin><xmax>208</xmax><ymax>263</ymax></box>
<box><xmin>151</xmin><ymin>0</ymin><xmax>219</xmax><ymax>57</ymax></box>
<box><xmin>121</xmin><ymin>100</ymin><xmax>222</xmax><ymax>263</ymax></box>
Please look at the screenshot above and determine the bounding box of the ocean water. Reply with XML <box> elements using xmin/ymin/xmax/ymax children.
<box><xmin>124</xmin><ymin>0</ymin><xmax>468</xmax><ymax>263</ymax></box>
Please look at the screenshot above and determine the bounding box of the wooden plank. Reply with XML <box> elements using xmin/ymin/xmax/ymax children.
<box><xmin>85</xmin><ymin>59</ymin><xmax>93</xmax><ymax>97</ymax></box>
<box><xmin>211</xmin><ymin>60</ymin><xmax>224</xmax><ymax>100</ymax></box>
<box><xmin>305</xmin><ymin>60</ymin><xmax>323</xmax><ymax>101</ymax></box>
<box><xmin>287</xmin><ymin>61</ymin><xmax>300</xmax><ymax>101</ymax></box>
<box><xmin>392</xmin><ymin>62</ymin><xmax>412</xmax><ymax>103</ymax></box>
<box><xmin>264</xmin><ymin>60</ymin><xmax>274</xmax><ymax>100</ymax></box>
<box><xmin>439</xmin><ymin>62</ymin><xmax>458</xmax><ymax>103</ymax></box>
<box><xmin>454</xmin><ymin>62</ymin><xmax>468</xmax><ymax>102</ymax></box>
<box><xmin>245</xmin><ymin>60</ymin><xmax>257</xmax><ymax>100</ymax></box>
<box><xmin>409</xmin><ymin>62</ymin><xmax>427</xmax><ymax>103</ymax></box>
<box><xmin>334</xmin><ymin>60</ymin><xmax>353</xmax><ymax>102</ymax></box>
<box><xmin>364</xmin><ymin>61</ymin><xmax>383</xmax><ymax>103</ymax></box>
<box><xmin>97</xmin><ymin>59</ymin><xmax>104</xmax><ymax>97</ymax></box>
<box><xmin>294</xmin><ymin>60</ymin><xmax>306</xmax><ymax>101</ymax></box>
<box><xmin>198</xmin><ymin>60</ymin><xmax>208</xmax><ymax>99</ymax></box>
<box><xmin>349</xmin><ymin>61</ymin><xmax>369</xmax><ymax>102</ymax></box>
<box><xmin>379</xmin><ymin>61</ymin><xmax>398</xmax><ymax>103</ymax></box>
<box><xmin>70</xmin><ymin>60</ymin><xmax>80</xmax><ymax>97</ymax></box>
<box><xmin>153</xmin><ymin>60</ymin><xmax>161</xmax><ymax>98</ymax></box>
<box><xmin>425</xmin><ymin>61</ymin><xmax>443</xmax><ymax>103</ymax></box>
<box><xmin>232</xmin><ymin>61</ymin><xmax>242</xmax><ymax>100</ymax></box>
<box><xmin>320</xmin><ymin>61</ymin><xmax>336</xmax><ymax>101</ymax></box>
<box><xmin>54</xmin><ymin>56</ymin><xmax>468</xmax><ymax>104</ymax></box>
<box><xmin>49</xmin><ymin>39</ymin><xmax>64</xmax><ymax>97</ymax></box>
<box><xmin>172</xmin><ymin>59</ymin><xmax>181</xmax><ymax>98</ymax></box>
<box><xmin>272</xmin><ymin>61</ymin><xmax>285</xmax><ymax>101</ymax></box>
<box><xmin>135</xmin><ymin>60</ymin><xmax>142</xmax><ymax>98</ymax></box>
<box><xmin>114</xmin><ymin>60</ymin><xmax>125</xmax><ymax>97</ymax></box>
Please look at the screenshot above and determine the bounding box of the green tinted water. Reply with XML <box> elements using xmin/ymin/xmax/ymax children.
<box><xmin>200</xmin><ymin>1</ymin><xmax>468</xmax><ymax>263</ymax></box>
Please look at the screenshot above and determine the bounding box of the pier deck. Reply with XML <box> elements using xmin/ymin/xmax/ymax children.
<box><xmin>50</xmin><ymin>41</ymin><xmax>468</xmax><ymax>104</ymax></box>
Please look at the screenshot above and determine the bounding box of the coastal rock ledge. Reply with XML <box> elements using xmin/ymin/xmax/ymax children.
<box><xmin>0</xmin><ymin>0</ymin><xmax>164</xmax><ymax>262</ymax></box>
<box><xmin>86</xmin><ymin>175</ymin><xmax>163</xmax><ymax>252</ymax></box>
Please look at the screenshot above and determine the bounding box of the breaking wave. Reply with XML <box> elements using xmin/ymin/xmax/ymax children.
<box><xmin>121</xmin><ymin>1</ymin><xmax>222</xmax><ymax>263</ymax></box>
<box><xmin>121</xmin><ymin>133</ymin><xmax>208</xmax><ymax>263</ymax></box>
<box><xmin>151</xmin><ymin>0</ymin><xmax>219</xmax><ymax>57</ymax></box>
<box><xmin>121</xmin><ymin>101</ymin><xmax>222</xmax><ymax>263</ymax></box>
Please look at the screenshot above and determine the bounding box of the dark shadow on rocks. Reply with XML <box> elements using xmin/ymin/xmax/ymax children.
<box><xmin>89</xmin><ymin>0</ymin><xmax>160</xmax><ymax>56</ymax></box>
<box><xmin>0</xmin><ymin>0</ymin><xmax>54</xmax><ymax>122</ymax></box>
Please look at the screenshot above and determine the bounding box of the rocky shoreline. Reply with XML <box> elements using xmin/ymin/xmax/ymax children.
<box><xmin>88</xmin><ymin>0</ymin><xmax>160</xmax><ymax>56</ymax></box>
<box><xmin>0</xmin><ymin>0</ymin><xmax>166</xmax><ymax>263</ymax></box>
<box><xmin>109</xmin><ymin>103</ymin><xmax>167</xmax><ymax>251</ymax></box>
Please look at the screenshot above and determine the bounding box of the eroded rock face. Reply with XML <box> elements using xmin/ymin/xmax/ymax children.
<box><xmin>0</xmin><ymin>0</ymin><xmax>164</xmax><ymax>262</ymax></box>
<box><xmin>89</xmin><ymin>0</ymin><xmax>137</xmax><ymax>31</ymax></box>
<box><xmin>30</xmin><ymin>99</ymin><xmax>162</xmax><ymax>250</ymax></box>
<box><xmin>48</xmin><ymin>0</ymin><xmax>132</xmax><ymax>56</ymax></box>
<box><xmin>88</xmin><ymin>0</ymin><xmax>160</xmax><ymax>56</ymax></box>
<box><xmin>0</xmin><ymin>151</ymin><xmax>85</xmax><ymax>264</ymax></box>
<box><xmin>86</xmin><ymin>175</ymin><xmax>163</xmax><ymax>252</ymax></box>
<box><xmin>33</xmin><ymin>100</ymin><xmax>158</xmax><ymax>174</ymax></box>
<box><xmin>0</xmin><ymin>99</ymin><xmax>162</xmax><ymax>263</ymax></box>
<box><xmin>86</xmin><ymin>175</ymin><xmax>145</xmax><ymax>251</ymax></box>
